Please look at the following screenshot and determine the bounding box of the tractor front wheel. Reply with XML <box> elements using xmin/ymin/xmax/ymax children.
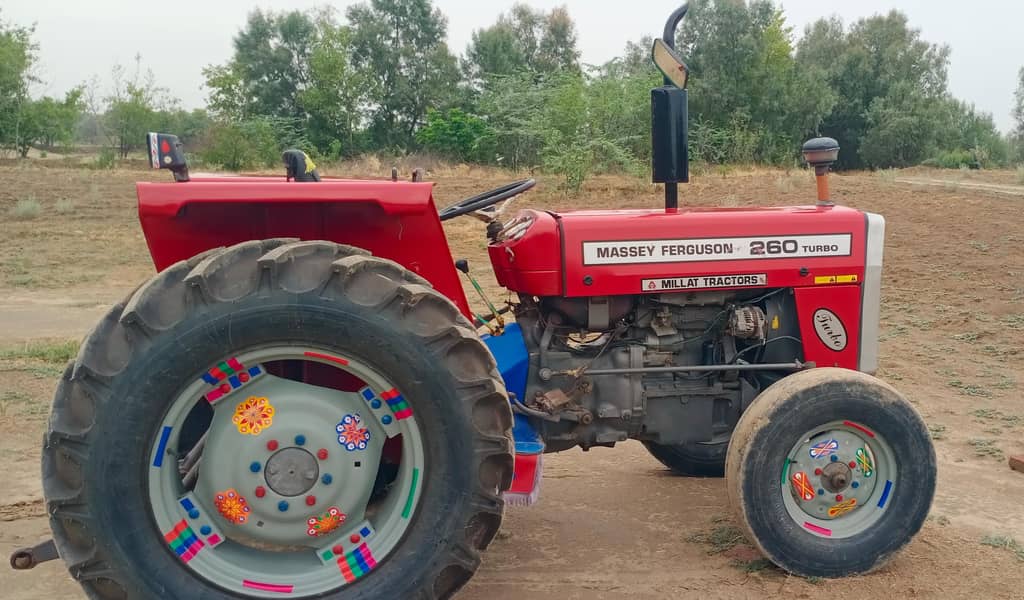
<box><xmin>43</xmin><ymin>240</ymin><xmax>514</xmax><ymax>599</ymax></box>
<box><xmin>725</xmin><ymin>368</ymin><xmax>935</xmax><ymax>578</ymax></box>
<box><xmin>642</xmin><ymin>440</ymin><xmax>727</xmax><ymax>477</ymax></box>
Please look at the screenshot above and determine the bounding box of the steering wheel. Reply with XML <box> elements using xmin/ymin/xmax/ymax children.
<box><xmin>438</xmin><ymin>179</ymin><xmax>536</xmax><ymax>222</ymax></box>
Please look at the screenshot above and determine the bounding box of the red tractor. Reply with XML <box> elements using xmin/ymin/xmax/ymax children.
<box><xmin>14</xmin><ymin>5</ymin><xmax>934</xmax><ymax>599</ymax></box>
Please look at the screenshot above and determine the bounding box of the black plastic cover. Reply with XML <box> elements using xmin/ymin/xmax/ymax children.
<box><xmin>651</xmin><ymin>87</ymin><xmax>689</xmax><ymax>184</ymax></box>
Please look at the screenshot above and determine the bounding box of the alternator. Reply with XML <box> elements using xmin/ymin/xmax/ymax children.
<box><xmin>728</xmin><ymin>306</ymin><xmax>767</xmax><ymax>340</ymax></box>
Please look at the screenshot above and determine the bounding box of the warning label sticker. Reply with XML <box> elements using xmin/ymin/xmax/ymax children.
<box><xmin>582</xmin><ymin>234</ymin><xmax>852</xmax><ymax>265</ymax></box>
<box><xmin>642</xmin><ymin>273</ymin><xmax>767</xmax><ymax>292</ymax></box>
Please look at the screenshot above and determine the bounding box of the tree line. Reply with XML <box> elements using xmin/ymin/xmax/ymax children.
<box><xmin>2</xmin><ymin>1</ymin><xmax>1024</xmax><ymax>186</ymax></box>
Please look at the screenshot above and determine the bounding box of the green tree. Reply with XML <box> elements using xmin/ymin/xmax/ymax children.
<box><xmin>16</xmin><ymin>88</ymin><xmax>85</xmax><ymax>156</ymax></box>
<box><xmin>0</xmin><ymin>13</ymin><xmax>37</xmax><ymax>155</ymax></box>
<box><xmin>204</xmin><ymin>10</ymin><xmax>318</xmax><ymax>120</ymax></box>
<box><xmin>104</xmin><ymin>57</ymin><xmax>173</xmax><ymax>158</ymax></box>
<box><xmin>464</xmin><ymin>4</ymin><xmax>580</xmax><ymax>81</ymax></box>
<box><xmin>347</xmin><ymin>0</ymin><xmax>460</xmax><ymax>149</ymax></box>
<box><xmin>300</xmin><ymin>17</ymin><xmax>368</xmax><ymax>157</ymax></box>
<box><xmin>797</xmin><ymin>11</ymin><xmax>950</xmax><ymax>168</ymax></box>
<box><xmin>676</xmin><ymin>0</ymin><xmax>834</xmax><ymax>164</ymax></box>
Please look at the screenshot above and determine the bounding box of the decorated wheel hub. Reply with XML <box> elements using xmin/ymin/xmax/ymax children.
<box><xmin>148</xmin><ymin>347</ymin><xmax>425</xmax><ymax>597</ymax></box>
<box><xmin>781</xmin><ymin>420</ymin><xmax>896</xmax><ymax>539</ymax></box>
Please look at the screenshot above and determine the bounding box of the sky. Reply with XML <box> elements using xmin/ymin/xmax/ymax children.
<box><xmin>4</xmin><ymin>0</ymin><xmax>1022</xmax><ymax>132</ymax></box>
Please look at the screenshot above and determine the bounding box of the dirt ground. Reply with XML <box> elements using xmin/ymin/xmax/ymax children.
<box><xmin>1</xmin><ymin>161</ymin><xmax>1023</xmax><ymax>599</ymax></box>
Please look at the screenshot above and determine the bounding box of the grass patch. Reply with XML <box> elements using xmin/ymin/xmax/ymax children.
<box><xmin>981</xmin><ymin>535</ymin><xmax>1024</xmax><ymax>561</ymax></box>
<box><xmin>1001</xmin><ymin>314</ymin><xmax>1024</xmax><ymax>330</ymax></box>
<box><xmin>948</xmin><ymin>379</ymin><xmax>991</xmax><ymax>397</ymax></box>
<box><xmin>55</xmin><ymin>198</ymin><xmax>76</xmax><ymax>214</ymax></box>
<box><xmin>9</xmin><ymin>197</ymin><xmax>41</xmax><ymax>220</ymax></box>
<box><xmin>968</xmin><ymin>438</ymin><xmax>1003</xmax><ymax>459</ymax></box>
<box><xmin>687</xmin><ymin>521</ymin><xmax>747</xmax><ymax>555</ymax></box>
<box><xmin>877</xmin><ymin>169</ymin><xmax>898</xmax><ymax>184</ymax></box>
<box><xmin>0</xmin><ymin>339</ymin><xmax>80</xmax><ymax>363</ymax></box>
<box><xmin>951</xmin><ymin>332</ymin><xmax>982</xmax><ymax>343</ymax></box>
<box><xmin>730</xmin><ymin>558</ymin><xmax>773</xmax><ymax>573</ymax></box>
<box><xmin>0</xmin><ymin>391</ymin><xmax>46</xmax><ymax>417</ymax></box>
<box><xmin>928</xmin><ymin>423</ymin><xmax>947</xmax><ymax>440</ymax></box>
<box><xmin>1017</xmin><ymin>166</ymin><xmax>1024</xmax><ymax>186</ymax></box>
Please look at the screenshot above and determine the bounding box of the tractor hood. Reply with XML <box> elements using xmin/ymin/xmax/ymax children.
<box><xmin>490</xmin><ymin>205</ymin><xmax>870</xmax><ymax>298</ymax></box>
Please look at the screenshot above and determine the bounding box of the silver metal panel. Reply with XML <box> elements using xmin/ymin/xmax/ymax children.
<box><xmin>859</xmin><ymin>212</ymin><xmax>886</xmax><ymax>374</ymax></box>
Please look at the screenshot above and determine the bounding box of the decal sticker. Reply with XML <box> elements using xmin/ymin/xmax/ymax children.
<box><xmin>164</xmin><ymin>520</ymin><xmax>205</xmax><ymax>563</ymax></box>
<box><xmin>336</xmin><ymin>414</ymin><xmax>371</xmax><ymax>451</ymax></box>
<box><xmin>877</xmin><ymin>480</ymin><xmax>893</xmax><ymax>508</ymax></box>
<box><xmin>306</xmin><ymin>507</ymin><xmax>347</xmax><ymax>537</ymax></box>
<box><xmin>828</xmin><ymin>498</ymin><xmax>858</xmax><ymax>517</ymax></box>
<box><xmin>337</xmin><ymin>543</ymin><xmax>378</xmax><ymax>583</ymax></box>
<box><xmin>153</xmin><ymin>425</ymin><xmax>172</xmax><ymax>468</ymax></box>
<box><xmin>641</xmin><ymin>273</ymin><xmax>767</xmax><ymax>292</ymax></box>
<box><xmin>809</xmin><ymin>438</ymin><xmax>840</xmax><ymax>459</ymax></box>
<box><xmin>242</xmin><ymin>581</ymin><xmax>295</xmax><ymax>594</ymax></box>
<box><xmin>232</xmin><ymin>396</ymin><xmax>275</xmax><ymax>435</ymax></box>
<box><xmin>203</xmin><ymin>357</ymin><xmax>263</xmax><ymax>404</ymax></box>
<box><xmin>814</xmin><ymin>274</ymin><xmax>858</xmax><ymax>285</ymax></box>
<box><xmin>856</xmin><ymin>447</ymin><xmax>874</xmax><ymax>478</ymax></box>
<box><xmin>790</xmin><ymin>471</ymin><xmax>815</xmax><ymax>501</ymax></box>
<box><xmin>582</xmin><ymin>234</ymin><xmax>852</xmax><ymax>265</ymax></box>
<box><xmin>803</xmin><ymin>522</ymin><xmax>832</xmax><ymax>537</ymax></box>
<box><xmin>214</xmin><ymin>489</ymin><xmax>251</xmax><ymax>524</ymax></box>
<box><xmin>381</xmin><ymin>389</ymin><xmax>413</xmax><ymax>420</ymax></box>
<box><xmin>148</xmin><ymin>132</ymin><xmax>160</xmax><ymax>169</ymax></box>
<box><xmin>304</xmin><ymin>351</ymin><xmax>349</xmax><ymax>366</ymax></box>
<box><xmin>812</xmin><ymin>308</ymin><xmax>848</xmax><ymax>351</ymax></box>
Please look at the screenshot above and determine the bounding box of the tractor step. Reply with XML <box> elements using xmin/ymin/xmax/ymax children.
<box><xmin>9</xmin><ymin>538</ymin><xmax>58</xmax><ymax>570</ymax></box>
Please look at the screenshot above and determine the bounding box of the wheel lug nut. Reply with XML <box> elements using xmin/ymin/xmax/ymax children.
<box><xmin>814</xmin><ymin>468</ymin><xmax>823</xmax><ymax>476</ymax></box>
<box><xmin>317</xmin><ymin>448</ymin><xmax>328</xmax><ymax>460</ymax></box>
<box><xmin>306</xmin><ymin>495</ymin><xmax>317</xmax><ymax>506</ymax></box>
<box><xmin>250</xmin><ymin>461</ymin><xmax>262</xmax><ymax>473</ymax></box>
<box><xmin>830</xmin><ymin>455</ymin><xmax>838</xmax><ymax>462</ymax></box>
<box><xmin>278</xmin><ymin>501</ymin><xmax>289</xmax><ymax>512</ymax></box>
<box><xmin>322</xmin><ymin>474</ymin><xmax>333</xmax><ymax>485</ymax></box>
<box><xmin>836</xmin><ymin>494</ymin><xmax>844</xmax><ymax>502</ymax></box>
<box><xmin>267</xmin><ymin>440</ymin><xmax>279</xmax><ymax>451</ymax></box>
<box><xmin>255</xmin><ymin>486</ymin><xmax>266</xmax><ymax>498</ymax></box>
<box><xmin>295</xmin><ymin>435</ymin><xmax>306</xmax><ymax>446</ymax></box>
<box><xmin>849</xmin><ymin>461</ymin><xmax>857</xmax><ymax>469</ymax></box>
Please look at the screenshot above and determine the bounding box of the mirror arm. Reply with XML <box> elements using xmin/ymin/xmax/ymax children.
<box><xmin>662</xmin><ymin>4</ymin><xmax>689</xmax><ymax>84</ymax></box>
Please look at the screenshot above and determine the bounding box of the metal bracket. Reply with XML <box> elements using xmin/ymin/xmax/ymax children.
<box><xmin>9</xmin><ymin>538</ymin><xmax>59</xmax><ymax>570</ymax></box>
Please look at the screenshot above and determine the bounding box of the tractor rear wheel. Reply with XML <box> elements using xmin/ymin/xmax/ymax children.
<box><xmin>642</xmin><ymin>440</ymin><xmax>726</xmax><ymax>477</ymax></box>
<box><xmin>43</xmin><ymin>240</ymin><xmax>514</xmax><ymax>599</ymax></box>
<box><xmin>726</xmin><ymin>368</ymin><xmax>935</xmax><ymax>578</ymax></box>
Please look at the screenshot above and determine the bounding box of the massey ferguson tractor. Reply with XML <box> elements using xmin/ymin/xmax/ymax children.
<box><xmin>11</xmin><ymin>4</ymin><xmax>935</xmax><ymax>599</ymax></box>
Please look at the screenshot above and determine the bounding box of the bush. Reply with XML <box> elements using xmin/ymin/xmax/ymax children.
<box><xmin>55</xmin><ymin>198</ymin><xmax>75</xmax><ymax>214</ymax></box>
<box><xmin>10</xmin><ymin>197</ymin><xmax>41</xmax><ymax>220</ymax></box>
<box><xmin>416</xmin><ymin>109</ymin><xmax>496</xmax><ymax>163</ymax></box>
<box><xmin>203</xmin><ymin>118</ymin><xmax>314</xmax><ymax>171</ymax></box>
<box><xmin>923</xmin><ymin>150</ymin><xmax>978</xmax><ymax>170</ymax></box>
<box><xmin>93</xmin><ymin>147</ymin><xmax>117</xmax><ymax>170</ymax></box>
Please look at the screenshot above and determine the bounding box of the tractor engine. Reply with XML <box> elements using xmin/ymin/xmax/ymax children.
<box><xmin>488</xmin><ymin>204</ymin><xmax>881</xmax><ymax>453</ymax></box>
<box><xmin>513</xmin><ymin>290</ymin><xmax>800</xmax><ymax>451</ymax></box>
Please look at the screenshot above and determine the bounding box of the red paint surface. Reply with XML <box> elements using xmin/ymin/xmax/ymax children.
<box><xmin>136</xmin><ymin>178</ymin><xmax>471</xmax><ymax>319</ymax></box>
<box><xmin>242</xmin><ymin>580</ymin><xmax>294</xmax><ymax>593</ymax></box>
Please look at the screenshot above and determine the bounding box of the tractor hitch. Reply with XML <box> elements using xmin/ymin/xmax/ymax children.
<box><xmin>9</xmin><ymin>538</ymin><xmax>59</xmax><ymax>570</ymax></box>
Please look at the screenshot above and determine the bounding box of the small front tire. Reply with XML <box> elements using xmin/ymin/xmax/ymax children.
<box><xmin>726</xmin><ymin>368</ymin><xmax>935</xmax><ymax>578</ymax></box>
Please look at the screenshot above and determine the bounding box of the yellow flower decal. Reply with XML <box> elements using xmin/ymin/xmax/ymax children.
<box><xmin>214</xmin><ymin>489</ymin><xmax>251</xmax><ymax>524</ymax></box>
<box><xmin>232</xmin><ymin>396</ymin><xmax>275</xmax><ymax>435</ymax></box>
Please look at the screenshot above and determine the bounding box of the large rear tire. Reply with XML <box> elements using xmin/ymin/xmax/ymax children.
<box><xmin>642</xmin><ymin>440</ymin><xmax>726</xmax><ymax>477</ymax></box>
<box><xmin>43</xmin><ymin>240</ymin><xmax>514</xmax><ymax>599</ymax></box>
<box><xmin>725</xmin><ymin>368</ymin><xmax>935</xmax><ymax>578</ymax></box>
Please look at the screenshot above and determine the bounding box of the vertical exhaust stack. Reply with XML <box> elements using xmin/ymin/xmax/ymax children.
<box><xmin>802</xmin><ymin>137</ymin><xmax>840</xmax><ymax>206</ymax></box>
<box><xmin>650</xmin><ymin>4</ymin><xmax>690</xmax><ymax>212</ymax></box>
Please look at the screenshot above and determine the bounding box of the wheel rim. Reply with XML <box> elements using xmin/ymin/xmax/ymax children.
<box><xmin>780</xmin><ymin>420</ymin><xmax>896</xmax><ymax>539</ymax></box>
<box><xmin>147</xmin><ymin>346</ymin><xmax>426</xmax><ymax>597</ymax></box>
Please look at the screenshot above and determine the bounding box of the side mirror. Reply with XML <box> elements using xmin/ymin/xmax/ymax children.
<box><xmin>147</xmin><ymin>133</ymin><xmax>190</xmax><ymax>182</ymax></box>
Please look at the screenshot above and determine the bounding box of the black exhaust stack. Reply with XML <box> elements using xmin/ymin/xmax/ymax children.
<box><xmin>651</xmin><ymin>3</ymin><xmax>690</xmax><ymax>211</ymax></box>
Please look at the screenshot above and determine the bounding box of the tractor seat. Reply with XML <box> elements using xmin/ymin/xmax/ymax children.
<box><xmin>282</xmin><ymin>150</ymin><xmax>321</xmax><ymax>182</ymax></box>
